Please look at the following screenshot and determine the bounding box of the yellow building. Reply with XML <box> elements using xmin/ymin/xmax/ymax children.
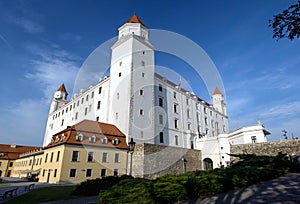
<box><xmin>3</xmin><ymin>120</ymin><xmax>129</xmax><ymax>184</ymax></box>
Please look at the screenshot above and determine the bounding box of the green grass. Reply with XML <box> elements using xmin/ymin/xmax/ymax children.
<box><xmin>0</xmin><ymin>183</ymin><xmax>10</xmax><ymax>187</ymax></box>
<box><xmin>4</xmin><ymin>186</ymin><xmax>81</xmax><ymax>204</ymax></box>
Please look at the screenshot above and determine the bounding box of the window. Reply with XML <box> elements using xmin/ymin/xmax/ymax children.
<box><xmin>45</xmin><ymin>153</ymin><xmax>48</xmax><ymax>163</ymax></box>
<box><xmin>101</xmin><ymin>169</ymin><xmax>106</xmax><ymax>177</ymax></box>
<box><xmin>115</xmin><ymin>112</ymin><xmax>118</xmax><ymax>119</ymax></box>
<box><xmin>141</xmin><ymin>131</ymin><xmax>144</xmax><ymax>138</ymax></box>
<box><xmin>61</xmin><ymin>119</ymin><xmax>64</xmax><ymax>126</ymax></box>
<box><xmin>70</xmin><ymin>104</ymin><xmax>72</xmax><ymax>111</ymax></box>
<box><xmin>86</xmin><ymin>95</ymin><xmax>89</xmax><ymax>101</ymax></box>
<box><xmin>206</xmin><ymin>128</ymin><xmax>209</xmax><ymax>135</ymax></box>
<box><xmin>173</xmin><ymin>92</ymin><xmax>177</xmax><ymax>99</ymax></box>
<box><xmin>29</xmin><ymin>160</ymin><xmax>32</xmax><ymax>166</ymax></box>
<box><xmin>99</xmin><ymin>87</ymin><xmax>102</xmax><ymax>94</ymax></box>
<box><xmin>211</xmin><ymin>120</ymin><xmax>214</xmax><ymax>127</ymax></box>
<box><xmin>91</xmin><ymin>91</ymin><xmax>94</xmax><ymax>98</ymax></box>
<box><xmin>175</xmin><ymin>119</ymin><xmax>179</xmax><ymax>129</ymax></box>
<box><xmin>114</xmin><ymin>153</ymin><xmax>120</xmax><ymax>163</ymax></box>
<box><xmin>75</xmin><ymin>112</ymin><xmax>78</xmax><ymax>120</ymax></box>
<box><xmin>159</xmin><ymin>114</ymin><xmax>163</xmax><ymax>124</ymax></box>
<box><xmin>187</xmin><ymin>123</ymin><xmax>191</xmax><ymax>130</ymax></box>
<box><xmin>159</xmin><ymin>84</ymin><xmax>163</xmax><ymax>91</ymax></box>
<box><xmin>97</xmin><ymin>101</ymin><xmax>101</xmax><ymax>110</ymax></box>
<box><xmin>76</xmin><ymin>134</ymin><xmax>83</xmax><ymax>141</ymax></box>
<box><xmin>159</xmin><ymin>132</ymin><xmax>164</xmax><ymax>143</ymax></box>
<box><xmin>174</xmin><ymin>104</ymin><xmax>178</xmax><ymax>113</ymax></box>
<box><xmin>86</xmin><ymin>169</ymin><xmax>92</xmax><ymax>177</ymax></box>
<box><xmin>85</xmin><ymin>107</ymin><xmax>88</xmax><ymax>115</ymax></box>
<box><xmin>50</xmin><ymin>152</ymin><xmax>54</xmax><ymax>162</ymax></box>
<box><xmin>89</xmin><ymin>136</ymin><xmax>96</xmax><ymax>143</ymax></box>
<box><xmin>66</xmin><ymin>107</ymin><xmax>68</xmax><ymax>113</ymax></box>
<box><xmin>251</xmin><ymin>136</ymin><xmax>257</xmax><ymax>143</ymax></box>
<box><xmin>142</xmin><ymin>73</ymin><xmax>145</xmax><ymax>77</ymax></box>
<box><xmin>69</xmin><ymin>169</ymin><xmax>76</xmax><ymax>177</ymax></box>
<box><xmin>223</xmin><ymin>125</ymin><xmax>226</xmax><ymax>132</ymax></box>
<box><xmin>119</xmin><ymin>61</ymin><xmax>122</xmax><ymax>66</ymax></box>
<box><xmin>117</xmin><ymin>92</ymin><xmax>119</xmax><ymax>100</ymax></box>
<box><xmin>205</xmin><ymin>117</ymin><xmax>208</xmax><ymax>125</ymax></box>
<box><xmin>42</xmin><ymin>169</ymin><xmax>46</xmax><ymax>177</ymax></box>
<box><xmin>113</xmin><ymin>169</ymin><xmax>119</xmax><ymax>176</ymax></box>
<box><xmin>87</xmin><ymin>152</ymin><xmax>94</xmax><ymax>162</ymax></box>
<box><xmin>175</xmin><ymin>135</ymin><xmax>179</xmax><ymax>145</ymax></box>
<box><xmin>186</xmin><ymin>98</ymin><xmax>189</xmax><ymax>105</ymax></box>
<box><xmin>62</xmin><ymin>110</ymin><xmax>64</xmax><ymax>115</ymax></box>
<box><xmin>96</xmin><ymin>116</ymin><xmax>99</xmax><ymax>121</ymax></box>
<box><xmin>72</xmin><ymin>151</ymin><xmax>79</xmax><ymax>162</ymax></box>
<box><xmin>112</xmin><ymin>138</ymin><xmax>119</xmax><ymax>145</ymax></box>
<box><xmin>159</xmin><ymin>97</ymin><xmax>163</xmax><ymax>107</ymax></box>
<box><xmin>204</xmin><ymin>107</ymin><xmax>207</xmax><ymax>114</ymax></box>
<box><xmin>102</xmin><ymin>137</ymin><xmax>108</xmax><ymax>144</ymax></box>
<box><xmin>77</xmin><ymin>101</ymin><xmax>79</xmax><ymax>106</ymax></box>
<box><xmin>118</xmin><ymin>72</ymin><xmax>122</xmax><ymax>77</ymax></box>
<box><xmin>56</xmin><ymin>151</ymin><xmax>60</xmax><ymax>162</ymax></box>
<box><xmin>187</xmin><ymin>109</ymin><xmax>190</xmax><ymax>118</ymax></box>
<box><xmin>81</xmin><ymin>98</ymin><xmax>84</xmax><ymax>104</ymax></box>
<box><xmin>140</xmin><ymin>89</ymin><xmax>144</xmax><ymax>95</ymax></box>
<box><xmin>54</xmin><ymin>169</ymin><xmax>57</xmax><ymax>177</ymax></box>
<box><xmin>102</xmin><ymin>152</ymin><xmax>108</xmax><ymax>162</ymax></box>
<box><xmin>141</xmin><ymin>61</ymin><xmax>145</xmax><ymax>66</ymax></box>
<box><xmin>140</xmin><ymin>109</ymin><xmax>144</xmax><ymax>115</ymax></box>
<box><xmin>221</xmin><ymin>147</ymin><xmax>223</xmax><ymax>150</ymax></box>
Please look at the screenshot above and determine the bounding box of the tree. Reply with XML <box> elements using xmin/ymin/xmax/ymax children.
<box><xmin>269</xmin><ymin>1</ymin><xmax>300</xmax><ymax>40</ymax></box>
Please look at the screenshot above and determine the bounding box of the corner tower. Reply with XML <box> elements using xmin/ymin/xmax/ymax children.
<box><xmin>49</xmin><ymin>84</ymin><xmax>68</xmax><ymax>113</ymax></box>
<box><xmin>109</xmin><ymin>14</ymin><xmax>155</xmax><ymax>143</ymax></box>
<box><xmin>212</xmin><ymin>87</ymin><xmax>227</xmax><ymax>116</ymax></box>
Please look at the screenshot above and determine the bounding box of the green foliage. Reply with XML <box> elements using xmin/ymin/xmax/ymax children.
<box><xmin>269</xmin><ymin>0</ymin><xmax>300</xmax><ymax>40</ymax></box>
<box><xmin>90</xmin><ymin>154</ymin><xmax>300</xmax><ymax>203</ymax></box>
<box><xmin>72</xmin><ymin>175</ymin><xmax>132</xmax><ymax>196</ymax></box>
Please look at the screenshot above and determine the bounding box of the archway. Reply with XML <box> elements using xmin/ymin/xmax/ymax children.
<box><xmin>203</xmin><ymin>158</ymin><xmax>213</xmax><ymax>170</ymax></box>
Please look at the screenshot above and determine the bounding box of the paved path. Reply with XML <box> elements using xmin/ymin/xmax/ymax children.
<box><xmin>185</xmin><ymin>173</ymin><xmax>300</xmax><ymax>204</ymax></box>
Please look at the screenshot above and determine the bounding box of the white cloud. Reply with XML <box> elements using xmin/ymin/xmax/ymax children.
<box><xmin>260</xmin><ymin>101</ymin><xmax>300</xmax><ymax>121</ymax></box>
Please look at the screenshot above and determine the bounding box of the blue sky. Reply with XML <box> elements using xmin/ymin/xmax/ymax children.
<box><xmin>0</xmin><ymin>0</ymin><xmax>300</xmax><ymax>146</ymax></box>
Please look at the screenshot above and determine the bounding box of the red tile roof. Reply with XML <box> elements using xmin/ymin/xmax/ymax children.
<box><xmin>0</xmin><ymin>144</ymin><xmax>41</xmax><ymax>160</ymax></box>
<box><xmin>213</xmin><ymin>87</ymin><xmax>222</xmax><ymax>95</ymax></box>
<box><xmin>57</xmin><ymin>84</ymin><xmax>68</xmax><ymax>94</ymax></box>
<box><xmin>126</xmin><ymin>14</ymin><xmax>146</xmax><ymax>27</ymax></box>
<box><xmin>45</xmin><ymin>120</ymin><xmax>128</xmax><ymax>150</ymax></box>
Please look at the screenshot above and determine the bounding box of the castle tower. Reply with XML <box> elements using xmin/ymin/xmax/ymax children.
<box><xmin>49</xmin><ymin>84</ymin><xmax>68</xmax><ymax>113</ymax></box>
<box><xmin>212</xmin><ymin>87</ymin><xmax>227</xmax><ymax>116</ymax></box>
<box><xmin>108</xmin><ymin>14</ymin><xmax>155</xmax><ymax>143</ymax></box>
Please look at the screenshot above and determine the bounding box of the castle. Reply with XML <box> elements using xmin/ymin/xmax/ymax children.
<box><xmin>0</xmin><ymin>14</ymin><xmax>271</xmax><ymax>182</ymax></box>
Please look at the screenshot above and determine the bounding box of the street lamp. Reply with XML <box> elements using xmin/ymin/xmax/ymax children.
<box><xmin>181</xmin><ymin>156</ymin><xmax>187</xmax><ymax>174</ymax></box>
<box><xmin>128</xmin><ymin>138</ymin><xmax>136</xmax><ymax>176</ymax></box>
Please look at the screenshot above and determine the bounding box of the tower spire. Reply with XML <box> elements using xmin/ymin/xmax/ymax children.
<box><xmin>126</xmin><ymin>14</ymin><xmax>146</xmax><ymax>27</ymax></box>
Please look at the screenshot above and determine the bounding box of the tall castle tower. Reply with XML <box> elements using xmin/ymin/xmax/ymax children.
<box><xmin>108</xmin><ymin>14</ymin><xmax>155</xmax><ymax>143</ymax></box>
<box><xmin>49</xmin><ymin>84</ymin><xmax>68</xmax><ymax>113</ymax></box>
<box><xmin>211</xmin><ymin>87</ymin><xmax>227</xmax><ymax>116</ymax></box>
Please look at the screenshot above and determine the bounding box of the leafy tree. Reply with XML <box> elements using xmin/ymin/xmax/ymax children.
<box><xmin>269</xmin><ymin>1</ymin><xmax>300</xmax><ymax>40</ymax></box>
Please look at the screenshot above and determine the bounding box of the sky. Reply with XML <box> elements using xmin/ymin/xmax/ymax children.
<box><xmin>0</xmin><ymin>0</ymin><xmax>300</xmax><ymax>146</ymax></box>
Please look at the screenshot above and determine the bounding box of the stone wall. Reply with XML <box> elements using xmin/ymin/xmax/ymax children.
<box><xmin>230</xmin><ymin>139</ymin><xmax>300</xmax><ymax>161</ymax></box>
<box><xmin>131</xmin><ymin>143</ymin><xmax>201</xmax><ymax>179</ymax></box>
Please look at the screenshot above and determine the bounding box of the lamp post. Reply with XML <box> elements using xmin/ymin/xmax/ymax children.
<box><xmin>181</xmin><ymin>156</ymin><xmax>187</xmax><ymax>174</ymax></box>
<box><xmin>128</xmin><ymin>138</ymin><xmax>136</xmax><ymax>176</ymax></box>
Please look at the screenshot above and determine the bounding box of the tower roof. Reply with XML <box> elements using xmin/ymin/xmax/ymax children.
<box><xmin>213</xmin><ymin>87</ymin><xmax>222</xmax><ymax>95</ymax></box>
<box><xmin>57</xmin><ymin>84</ymin><xmax>68</xmax><ymax>94</ymax></box>
<box><xmin>126</xmin><ymin>14</ymin><xmax>146</xmax><ymax>27</ymax></box>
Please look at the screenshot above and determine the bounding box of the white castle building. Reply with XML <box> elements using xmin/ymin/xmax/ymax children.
<box><xmin>43</xmin><ymin>14</ymin><xmax>269</xmax><ymax>169</ymax></box>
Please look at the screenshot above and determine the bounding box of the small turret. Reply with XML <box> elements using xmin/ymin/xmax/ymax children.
<box><xmin>212</xmin><ymin>87</ymin><xmax>227</xmax><ymax>116</ymax></box>
<box><xmin>49</xmin><ymin>84</ymin><xmax>68</xmax><ymax>113</ymax></box>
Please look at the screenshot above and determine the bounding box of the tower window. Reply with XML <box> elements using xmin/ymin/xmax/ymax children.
<box><xmin>86</xmin><ymin>95</ymin><xmax>89</xmax><ymax>101</ymax></box>
<box><xmin>142</xmin><ymin>51</ymin><xmax>145</xmax><ymax>55</ymax></box>
<box><xmin>159</xmin><ymin>97</ymin><xmax>163</xmax><ymax>107</ymax></box>
<box><xmin>159</xmin><ymin>114</ymin><xmax>163</xmax><ymax>124</ymax></box>
<box><xmin>187</xmin><ymin>123</ymin><xmax>191</xmax><ymax>130</ymax></box>
<box><xmin>174</xmin><ymin>92</ymin><xmax>177</xmax><ymax>99</ymax></box>
<box><xmin>175</xmin><ymin>135</ymin><xmax>179</xmax><ymax>145</ymax></box>
<box><xmin>159</xmin><ymin>132</ymin><xmax>164</xmax><ymax>143</ymax></box>
<box><xmin>187</xmin><ymin>109</ymin><xmax>190</xmax><ymax>118</ymax></box>
<box><xmin>96</xmin><ymin>116</ymin><xmax>99</xmax><ymax>121</ymax></box>
<box><xmin>119</xmin><ymin>72</ymin><xmax>122</xmax><ymax>77</ymax></box>
<box><xmin>91</xmin><ymin>91</ymin><xmax>94</xmax><ymax>98</ymax></box>
<box><xmin>141</xmin><ymin>61</ymin><xmax>145</xmax><ymax>66</ymax></box>
<box><xmin>99</xmin><ymin>87</ymin><xmax>102</xmax><ymax>94</ymax></box>
<box><xmin>115</xmin><ymin>112</ymin><xmax>118</xmax><ymax>119</ymax></box>
<box><xmin>140</xmin><ymin>109</ymin><xmax>144</xmax><ymax>115</ymax></box>
<box><xmin>81</xmin><ymin>98</ymin><xmax>84</xmax><ymax>104</ymax></box>
<box><xmin>97</xmin><ymin>101</ymin><xmax>101</xmax><ymax>110</ymax></box>
<box><xmin>159</xmin><ymin>84</ymin><xmax>163</xmax><ymax>92</ymax></box>
<box><xmin>140</xmin><ymin>89</ymin><xmax>144</xmax><ymax>95</ymax></box>
<box><xmin>175</xmin><ymin>119</ymin><xmax>179</xmax><ymax>129</ymax></box>
<box><xmin>142</xmin><ymin>73</ymin><xmax>145</xmax><ymax>77</ymax></box>
<box><xmin>117</xmin><ymin>92</ymin><xmax>119</xmax><ymax>99</ymax></box>
<box><xmin>174</xmin><ymin>104</ymin><xmax>178</xmax><ymax>113</ymax></box>
<box><xmin>119</xmin><ymin>61</ymin><xmax>122</xmax><ymax>66</ymax></box>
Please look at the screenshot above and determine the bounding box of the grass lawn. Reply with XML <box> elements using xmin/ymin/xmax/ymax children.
<box><xmin>0</xmin><ymin>183</ymin><xmax>10</xmax><ymax>187</ymax></box>
<box><xmin>4</xmin><ymin>185</ymin><xmax>82</xmax><ymax>204</ymax></box>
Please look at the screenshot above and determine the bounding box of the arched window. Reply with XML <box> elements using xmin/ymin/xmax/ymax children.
<box><xmin>203</xmin><ymin>158</ymin><xmax>213</xmax><ymax>170</ymax></box>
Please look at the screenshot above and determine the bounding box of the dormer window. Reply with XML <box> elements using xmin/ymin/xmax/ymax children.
<box><xmin>112</xmin><ymin>138</ymin><xmax>119</xmax><ymax>145</ymax></box>
<box><xmin>55</xmin><ymin>136</ymin><xmax>60</xmax><ymax>143</ymax></box>
<box><xmin>51</xmin><ymin>138</ymin><xmax>54</xmax><ymax>144</ymax></box>
<box><xmin>76</xmin><ymin>134</ymin><xmax>83</xmax><ymax>141</ymax></box>
<box><xmin>89</xmin><ymin>136</ymin><xmax>96</xmax><ymax>143</ymax></box>
<box><xmin>102</xmin><ymin>137</ymin><xmax>108</xmax><ymax>144</ymax></box>
<box><xmin>61</xmin><ymin>134</ymin><xmax>65</xmax><ymax>141</ymax></box>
